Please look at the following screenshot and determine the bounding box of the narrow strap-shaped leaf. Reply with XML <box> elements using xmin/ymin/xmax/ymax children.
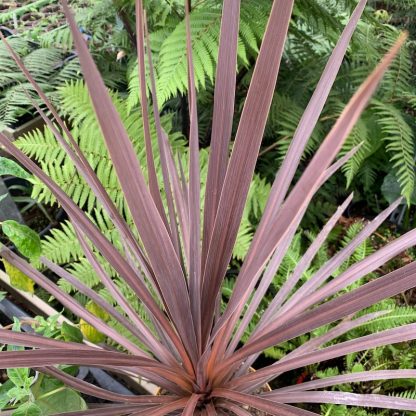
<box><xmin>216</xmin><ymin>400</ymin><xmax>252</xmax><ymax>416</ymax></box>
<box><xmin>262</xmin><ymin>0</ymin><xmax>367</xmax><ymax>222</ymax></box>
<box><xmin>223</xmin><ymin>220</ymin><xmax>299</xmax><ymax>358</ymax></box>
<box><xmin>40</xmin><ymin>255</ymin><xmax>166</xmax><ymax>361</ymax></box>
<box><xmin>238</xmin><ymin>311</ymin><xmax>391</xmax><ymax>391</ymax></box>
<box><xmin>231</xmin><ymin>195</ymin><xmax>356</xmax><ymax>377</ymax></box>
<box><xmin>211</xmin><ymin>389</ymin><xmax>318</xmax><ymax>415</ymax></box>
<box><xmin>130</xmin><ymin>398</ymin><xmax>189</xmax><ymax>416</ymax></box>
<box><xmin>54</xmin><ymin>404</ymin><xmax>156</xmax><ymax>416</ymax></box>
<box><xmin>266</xmin><ymin>391</ymin><xmax>416</xmax><ymax>412</ymax></box>
<box><xmin>27</xmin><ymin>97</ymin><xmax>158</xmax><ymax>298</ymax></box>
<box><xmin>0</xmin><ymin>329</ymin><xmax>94</xmax><ymax>350</ymax></box>
<box><xmin>206</xmin><ymin>0</ymin><xmax>368</xmax><ymax>347</ymax></box>
<box><xmin>0</xmin><ymin>33</ymin><xmax>152</xmax><ymax>287</ymax></box>
<box><xmin>222</xmin><ymin>261</ymin><xmax>416</xmax><ymax>385</ymax></box>
<box><xmin>70</xmin><ymin>225</ymin><xmax>178</xmax><ymax>367</ymax></box>
<box><xmin>210</xmin><ymin>33</ymin><xmax>406</xmax><ymax>345</ymax></box>
<box><xmin>0</xmin><ymin>247</ymin><xmax>146</xmax><ymax>355</ymax></box>
<box><xmin>205</xmin><ymin>402</ymin><xmax>217</xmax><ymax>416</ymax></box>
<box><xmin>201</xmin><ymin>0</ymin><xmax>295</xmax><ymax>343</ymax></box>
<box><xmin>202</xmin><ymin>0</ymin><xmax>240</xmax><ymax>269</ymax></box>
<box><xmin>322</xmin><ymin>143</ymin><xmax>363</xmax><ymax>182</ymax></box>
<box><xmin>203</xmin><ymin>146</ymin><xmax>358</xmax><ymax>374</ymax></box>
<box><xmin>230</xmin><ymin>322</ymin><xmax>416</xmax><ymax>390</ymax></box>
<box><xmin>271</xmin><ymin>370</ymin><xmax>416</xmax><ymax>393</ymax></box>
<box><xmin>184</xmin><ymin>0</ymin><xmax>202</xmax><ymax>350</ymax></box>
<box><xmin>0</xmin><ymin>33</ymin><xmax>167</xmax><ymax>318</ymax></box>
<box><xmin>178</xmin><ymin>152</ymin><xmax>189</xmax><ymax>206</ymax></box>
<box><xmin>0</xmin><ymin>348</ymin><xmax>160</xmax><ymax>369</ymax></box>
<box><xmin>255</xmin><ymin>194</ymin><xmax>353</xmax><ymax>333</ymax></box>
<box><xmin>144</xmin><ymin>18</ymin><xmax>181</xmax><ymax>256</ymax></box>
<box><xmin>287</xmin><ymin>311</ymin><xmax>388</xmax><ymax>358</ymax></box>
<box><xmin>164</xmin><ymin>131</ymin><xmax>191</xmax><ymax>257</ymax></box>
<box><xmin>266</xmin><ymin>226</ymin><xmax>416</xmax><ymax>334</ymax></box>
<box><xmin>61</xmin><ymin>0</ymin><xmax>197</xmax><ymax>361</ymax></box>
<box><xmin>1</xmin><ymin>348</ymin><xmax>192</xmax><ymax>389</ymax></box>
<box><xmin>135</xmin><ymin>0</ymin><xmax>167</xmax><ymax>226</ymax></box>
<box><xmin>39</xmin><ymin>366</ymin><xmax>174</xmax><ymax>404</ymax></box>
<box><xmin>226</xmin><ymin>151</ymin><xmax>359</xmax><ymax>357</ymax></box>
<box><xmin>0</xmin><ymin>131</ymin><xmax>193</xmax><ymax>368</ymax></box>
<box><xmin>205</xmin><ymin>213</ymin><xmax>301</xmax><ymax>379</ymax></box>
<box><xmin>277</xmin><ymin>198</ymin><xmax>402</xmax><ymax>317</ymax></box>
<box><xmin>181</xmin><ymin>393</ymin><xmax>201</xmax><ymax>416</ymax></box>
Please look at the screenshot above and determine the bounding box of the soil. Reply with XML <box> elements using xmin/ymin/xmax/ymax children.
<box><xmin>0</xmin><ymin>1</ymin><xmax>66</xmax><ymax>34</ymax></box>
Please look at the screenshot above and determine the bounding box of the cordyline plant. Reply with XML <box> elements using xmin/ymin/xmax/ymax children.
<box><xmin>1</xmin><ymin>0</ymin><xmax>416</xmax><ymax>414</ymax></box>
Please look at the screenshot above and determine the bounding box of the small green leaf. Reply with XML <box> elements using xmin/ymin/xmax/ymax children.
<box><xmin>0</xmin><ymin>380</ymin><xmax>13</xmax><ymax>409</ymax></box>
<box><xmin>79</xmin><ymin>319</ymin><xmax>106</xmax><ymax>343</ymax></box>
<box><xmin>351</xmin><ymin>363</ymin><xmax>365</xmax><ymax>373</ymax></box>
<box><xmin>2</xmin><ymin>220</ymin><xmax>41</xmax><ymax>260</ymax></box>
<box><xmin>61</xmin><ymin>322</ymin><xmax>83</xmax><ymax>343</ymax></box>
<box><xmin>12</xmin><ymin>402</ymin><xmax>42</xmax><ymax>416</ymax></box>
<box><xmin>7</xmin><ymin>368</ymin><xmax>29</xmax><ymax>388</ymax></box>
<box><xmin>7</xmin><ymin>386</ymin><xmax>31</xmax><ymax>404</ymax></box>
<box><xmin>35</xmin><ymin>388</ymin><xmax>87</xmax><ymax>415</ymax></box>
<box><xmin>3</xmin><ymin>260</ymin><xmax>35</xmax><ymax>294</ymax></box>
<box><xmin>0</xmin><ymin>157</ymin><xmax>32</xmax><ymax>180</ymax></box>
<box><xmin>12</xmin><ymin>317</ymin><xmax>22</xmax><ymax>333</ymax></box>
<box><xmin>79</xmin><ymin>301</ymin><xmax>110</xmax><ymax>343</ymax></box>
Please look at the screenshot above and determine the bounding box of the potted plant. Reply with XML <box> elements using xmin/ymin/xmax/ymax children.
<box><xmin>1</xmin><ymin>0</ymin><xmax>416</xmax><ymax>414</ymax></box>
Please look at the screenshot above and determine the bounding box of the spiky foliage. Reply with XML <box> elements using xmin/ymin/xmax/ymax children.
<box><xmin>14</xmin><ymin>80</ymin><xmax>268</xmax><ymax>300</ymax></box>
<box><xmin>2</xmin><ymin>1</ymin><xmax>416</xmax><ymax>415</ymax></box>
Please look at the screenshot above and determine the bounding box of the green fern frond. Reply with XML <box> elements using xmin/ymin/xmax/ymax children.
<box><xmin>372</xmin><ymin>99</ymin><xmax>415</xmax><ymax>203</ymax></box>
<box><xmin>39</xmin><ymin>25</ymin><xmax>74</xmax><ymax>51</ymax></box>
<box><xmin>42</xmin><ymin>220</ymin><xmax>83</xmax><ymax>264</ymax></box>
<box><xmin>127</xmin><ymin>0</ymin><xmax>269</xmax><ymax>108</ymax></box>
<box><xmin>340</xmin><ymin>118</ymin><xmax>372</xmax><ymax>188</ymax></box>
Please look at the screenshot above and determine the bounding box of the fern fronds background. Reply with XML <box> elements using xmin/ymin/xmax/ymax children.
<box><xmin>0</xmin><ymin>37</ymin><xmax>81</xmax><ymax>129</ymax></box>
<box><xmin>123</xmin><ymin>0</ymin><xmax>416</xmax><ymax>205</ymax></box>
<box><xmin>126</xmin><ymin>0</ymin><xmax>269</xmax><ymax>110</ymax></box>
<box><xmin>260</xmin><ymin>3</ymin><xmax>416</xmax><ymax>205</ymax></box>
<box><xmin>5</xmin><ymin>0</ymin><xmax>413</xmax><ymax>202</ymax></box>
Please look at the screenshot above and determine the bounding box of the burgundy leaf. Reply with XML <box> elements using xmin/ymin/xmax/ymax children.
<box><xmin>200</xmin><ymin>0</ymin><xmax>295</xmax><ymax>341</ymax></box>
<box><xmin>61</xmin><ymin>0</ymin><xmax>198</xmax><ymax>362</ymax></box>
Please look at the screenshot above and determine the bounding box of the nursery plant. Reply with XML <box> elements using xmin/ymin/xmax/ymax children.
<box><xmin>2</xmin><ymin>0</ymin><xmax>416</xmax><ymax>414</ymax></box>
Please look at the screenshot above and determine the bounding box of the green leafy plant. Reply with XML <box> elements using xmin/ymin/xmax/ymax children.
<box><xmin>1</xmin><ymin>0</ymin><xmax>416</xmax><ymax>414</ymax></box>
<box><xmin>0</xmin><ymin>319</ymin><xmax>86</xmax><ymax>415</ymax></box>
<box><xmin>0</xmin><ymin>218</ymin><xmax>42</xmax><ymax>293</ymax></box>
